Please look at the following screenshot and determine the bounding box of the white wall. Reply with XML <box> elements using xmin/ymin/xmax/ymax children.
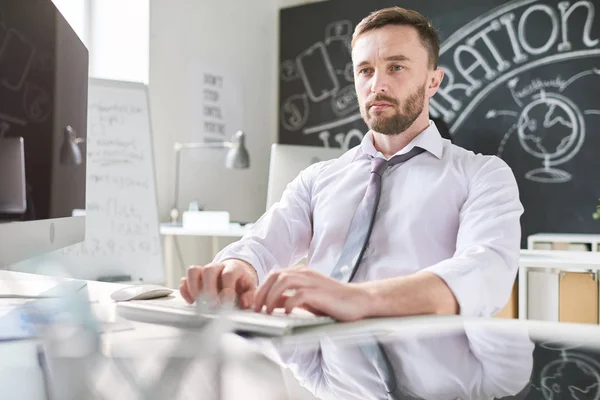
<box><xmin>149</xmin><ymin>0</ymin><xmax>326</xmax><ymax>266</ymax></box>
<box><xmin>150</xmin><ymin>0</ymin><xmax>276</xmax><ymax>225</ymax></box>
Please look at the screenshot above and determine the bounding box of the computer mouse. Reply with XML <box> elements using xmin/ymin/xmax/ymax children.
<box><xmin>110</xmin><ymin>284</ymin><xmax>174</xmax><ymax>302</ymax></box>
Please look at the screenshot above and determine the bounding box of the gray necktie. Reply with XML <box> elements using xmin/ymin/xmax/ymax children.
<box><xmin>331</xmin><ymin>146</ymin><xmax>425</xmax><ymax>282</ymax></box>
<box><xmin>329</xmin><ymin>146</ymin><xmax>425</xmax><ymax>399</ymax></box>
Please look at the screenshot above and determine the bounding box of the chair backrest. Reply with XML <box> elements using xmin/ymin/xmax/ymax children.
<box><xmin>266</xmin><ymin>143</ymin><xmax>344</xmax><ymax>210</ymax></box>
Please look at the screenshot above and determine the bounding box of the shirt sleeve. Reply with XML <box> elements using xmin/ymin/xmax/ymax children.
<box><xmin>212</xmin><ymin>162</ymin><xmax>327</xmax><ymax>284</ymax></box>
<box><xmin>421</xmin><ymin>156</ymin><xmax>524</xmax><ymax>317</ymax></box>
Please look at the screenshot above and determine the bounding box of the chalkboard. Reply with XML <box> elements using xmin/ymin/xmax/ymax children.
<box><xmin>279</xmin><ymin>0</ymin><xmax>600</xmax><ymax>245</ymax></box>
<box><xmin>55</xmin><ymin>78</ymin><xmax>163</xmax><ymax>283</ymax></box>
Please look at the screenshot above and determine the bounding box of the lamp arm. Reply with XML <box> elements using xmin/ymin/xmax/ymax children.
<box><xmin>171</xmin><ymin>140</ymin><xmax>235</xmax><ymax>222</ymax></box>
<box><xmin>172</xmin><ymin>146</ymin><xmax>182</xmax><ymax>215</ymax></box>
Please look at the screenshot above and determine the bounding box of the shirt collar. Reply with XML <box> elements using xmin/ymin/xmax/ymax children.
<box><xmin>352</xmin><ymin>120</ymin><xmax>444</xmax><ymax>162</ymax></box>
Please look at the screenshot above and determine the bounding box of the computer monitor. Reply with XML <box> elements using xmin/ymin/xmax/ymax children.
<box><xmin>266</xmin><ymin>143</ymin><xmax>345</xmax><ymax>210</ymax></box>
<box><xmin>0</xmin><ymin>0</ymin><xmax>88</xmax><ymax>268</ymax></box>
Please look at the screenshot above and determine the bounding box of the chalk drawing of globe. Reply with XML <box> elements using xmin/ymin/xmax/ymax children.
<box><xmin>540</xmin><ymin>354</ymin><xmax>600</xmax><ymax>400</ymax></box>
<box><xmin>517</xmin><ymin>91</ymin><xmax>585</xmax><ymax>183</ymax></box>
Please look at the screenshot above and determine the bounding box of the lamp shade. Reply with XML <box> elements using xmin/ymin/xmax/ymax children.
<box><xmin>60</xmin><ymin>126</ymin><xmax>83</xmax><ymax>165</ymax></box>
<box><xmin>225</xmin><ymin>130</ymin><xmax>250</xmax><ymax>169</ymax></box>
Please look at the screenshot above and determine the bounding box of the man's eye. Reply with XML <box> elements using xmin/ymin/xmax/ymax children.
<box><xmin>359</xmin><ymin>68</ymin><xmax>372</xmax><ymax>75</ymax></box>
<box><xmin>392</xmin><ymin>65</ymin><xmax>404</xmax><ymax>71</ymax></box>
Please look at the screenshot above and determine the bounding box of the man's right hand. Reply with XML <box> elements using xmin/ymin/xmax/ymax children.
<box><xmin>179</xmin><ymin>259</ymin><xmax>258</xmax><ymax>309</ymax></box>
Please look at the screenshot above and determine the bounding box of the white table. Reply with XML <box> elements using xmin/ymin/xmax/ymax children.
<box><xmin>518</xmin><ymin>249</ymin><xmax>600</xmax><ymax>321</ymax></box>
<box><xmin>160</xmin><ymin>222</ymin><xmax>253</xmax><ymax>288</ymax></box>
<box><xmin>0</xmin><ymin>270</ymin><xmax>291</xmax><ymax>400</ymax></box>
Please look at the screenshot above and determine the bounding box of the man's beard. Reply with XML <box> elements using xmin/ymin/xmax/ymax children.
<box><xmin>360</xmin><ymin>83</ymin><xmax>426</xmax><ymax>135</ymax></box>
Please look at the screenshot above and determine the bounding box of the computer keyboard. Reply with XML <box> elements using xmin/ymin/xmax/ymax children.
<box><xmin>115</xmin><ymin>298</ymin><xmax>335</xmax><ymax>336</ymax></box>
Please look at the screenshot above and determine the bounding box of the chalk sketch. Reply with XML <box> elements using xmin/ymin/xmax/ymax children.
<box><xmin>23</xmin><ymin>82</ymin><xmax>50</xmax><ymax>123</ymax></box>
<box><xmin>281</xmin><ymin>93</ymin><xmax>309</xmax><ymax>131</ymax></box>
<box><xmin>325</xmin><ymin>20</ymin><xmax>352</xmax><ymax>44</ymax></box>
<box><xmin>517</xmin><ymin>91</ymin><xmax>583</xmax><ymax>183</ymax></box>
<box><xmin>559</xmin><ymin>68</ymin><xmax>600</xmax><ymax>91</ymax></box>
<box><xmin>296</xmin><ymin>42</ymin><xmax>340</xmax><ymax>102</ymax></box>
<box><xmin>486</xmin><ymin>64</ymin><xmax>600</xmax><ymax>183</ymax></box>
<box><xmin>331</xmin><ymin>84</ymin><xmax>359</xmax><ymax>117</ymax></box>
<box><xmin>531</xmin><ymin>341</ymin><xmax>600</xmax><ymax>400</ymax></box>
<box><xmin>334</xmin><ymin>128</ymin><xmax>364</xmax><ymax>151</ymax></box>
<box><xmin>318</xmin><ymin>130</ymin><xmax>331</xmax><ymax>147</ymax></box>
<box><xmin>0</xmin><ymin>113</ymin><xmax>26</xmax><ymax>126</ymax></box>
<box><xmin>0</xmin><ymin>26</ymin><xmax>36</xmax><ymax>92</ymax></box>
<box><xmin>344</xmin><ymin>62</ymin><xmax>354</xmax><ymax>82</ymax></box>
<box><xmin>315</xmin><ymin>128</ymin><xmax>364</xmax><ymax>150</ymax></box>
<box><xmin>281</xmin><ymin>19</ymin><xmax>363</xmax><ymax>139</ymax></box>
<box><xmin>431</xmin><ymin>0</ymin><xmax>600</xmax><ymax>134</ymax></box>
<box><xmin>304</xmin><ymin>113</ymin><xmax>363</xmax><ymax>135</ymax></box>
<box><xmin>280</xmin><ymin>60</ymin><xmax>299</xmax><ymax>82</ymax></box>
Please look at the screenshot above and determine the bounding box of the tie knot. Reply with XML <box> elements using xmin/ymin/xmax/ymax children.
<box><xmin>370</xmin><ymin>157</ymin><xmax>388</xmax><ymax>176</ymax></box>
<box><xmin>370</xmin><ymin>147</ymin><xmax>426</xmax><ymax>176</ymax></box>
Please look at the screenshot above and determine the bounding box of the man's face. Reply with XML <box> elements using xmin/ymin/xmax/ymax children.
<box><xmin>352</xmin><ymin>25</ymin><xmax>433</xmax><ymax>135</ymax></box>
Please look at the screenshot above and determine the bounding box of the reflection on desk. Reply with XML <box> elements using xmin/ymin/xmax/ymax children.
<box><xmin>259</xmin><ymin>321</ymin><xmax>534</xmax><ymax>400</ymax></box>
<box><xmin>257</xmin><ymin>319</ymin><xmax>600</xmax><ymax>400</ymax></box>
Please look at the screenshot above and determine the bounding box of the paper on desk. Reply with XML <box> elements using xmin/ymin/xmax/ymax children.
<box><xmin>0</xmin><ymin>299</ymin><xmax>39</xmax><ymax>341</ymax></box>
<box><xmin>0</xmin><ymin>296</ymin><xmax>134</xmax><ymax>343</ymax></box>
<box><xmin>0</xmin><ymin>278</ymin><xmax>87</xmax><ymax>298</ymax></box>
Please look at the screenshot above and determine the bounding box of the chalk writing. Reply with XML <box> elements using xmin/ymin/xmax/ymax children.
<box><xmin>431</xmin><ymin>0</ymin><xmax>600</xmax><ymax>130</ymax></box>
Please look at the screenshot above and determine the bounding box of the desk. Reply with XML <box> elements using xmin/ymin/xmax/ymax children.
<box><xmin>160</xmin><ymin>222</ymin><xmax>252</xmax><ymax>288</ymax></box>
<box><xmin>519</xmin><ymin>249</ymin><xmax>600</xmax><ymax>323</ymax></box>
<box><xmin>5</xmin><ymin>270</ymin><xmax>600</xmax><ymax>399</ymax></box>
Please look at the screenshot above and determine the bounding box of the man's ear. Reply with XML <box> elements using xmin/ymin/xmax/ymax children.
<box><xmin>427</xmin><ymin>68</ymin><xmax>445</xmax><ymax>97</ymax></box>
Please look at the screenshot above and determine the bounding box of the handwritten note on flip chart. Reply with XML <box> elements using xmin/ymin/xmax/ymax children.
<box><xmin>58</xmin><ymin>78</ymin><xmax>163</xmax><ymax>283</ymax></box>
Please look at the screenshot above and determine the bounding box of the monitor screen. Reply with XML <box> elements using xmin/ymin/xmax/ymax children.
<box><xmin>0</xmin><ymin>0</ymin><xmax>88</xmax><ymax>267</ymax></box>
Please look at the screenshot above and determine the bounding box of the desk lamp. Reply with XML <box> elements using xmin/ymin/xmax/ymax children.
<box><xmin>60</xmin><ymin>126</ymin><xmax>85</xmax><ymax>165</ymax></box>
<box><xmin>170</xmin><ymin>130</ymin><xmax>250</xmax><ymax>223</ymax></box>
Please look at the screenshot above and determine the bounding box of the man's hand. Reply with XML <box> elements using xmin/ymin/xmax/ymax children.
<box><xmin>253</xmin><ymin>266</ymin><xmax>371</xmax><ymax>322</ymax></box>
<box><xmin>179</xmin><ymin>259</ymin><xmax>258</xmax><ymax>308</ymax></box>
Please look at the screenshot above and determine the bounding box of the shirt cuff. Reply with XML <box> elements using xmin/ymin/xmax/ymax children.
<box><xmin>213</xmin><ymin>244</ymin><xmax>267</xmax><ymax>284</ymax></box>
<box><xmin>421</xmin><ymin>259</ymin><xmax>490</xmax><ymax>318</ymax></box>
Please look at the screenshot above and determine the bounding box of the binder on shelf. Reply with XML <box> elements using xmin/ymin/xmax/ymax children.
<box><xmin>558</xmin><ymin>272</ymin><xmax>598</xmax><ymax>325</ymax></box>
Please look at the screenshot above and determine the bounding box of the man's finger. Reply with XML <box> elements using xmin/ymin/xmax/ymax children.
<box><xmin>202</xmin><ymin>263</ymin><xmax>225</xmax><ymax>300</ymax></box>
<box><xmin>186</xmin><ymin>266</ymin><xmax>202</xmax><ymax>300</ymax></box>
<box><xmin>239</xmin><ymin>290</ymin><xmax>256</xmax><ymax>309</ymax></box>
<box><xmin>220</xmin><ymin>266</ymin><xmax>241</xmax><ymax>294</ymax></box>
<box><xmin>179</xmin><ymin>277</ymin><xmax>194</xmax><ymax>304</ymax></box>
<box><xmin>264</xmin><ymin>272</ymin><xmax>313</xmax><ymax>314</ymax></box>
<box><xmin>284</xmin><ymin>288</ymin><xmax>317</xmax><ymax>315</ymax></box>
<box><xmin>253</xmin><ymin>270</ymin><xmax>281</xmax><ymax>312</ymax></box>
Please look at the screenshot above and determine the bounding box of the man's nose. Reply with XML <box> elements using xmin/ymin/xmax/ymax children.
<box><xmin>370</xmin><ymin>71</ymin><xmax>390</xmax><ymax>93</ymax></box>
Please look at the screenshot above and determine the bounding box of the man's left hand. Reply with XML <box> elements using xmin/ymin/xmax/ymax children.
<box><xmin>253</xmin><ymin>266</ymin><xmax>371</xmax><ymax>322</ymax></box>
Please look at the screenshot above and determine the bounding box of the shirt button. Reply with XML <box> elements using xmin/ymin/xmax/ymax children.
<box><xmin>340</xmin><ymin>265</ymin><xmax>350</xmax><ymax>274</ymax></box>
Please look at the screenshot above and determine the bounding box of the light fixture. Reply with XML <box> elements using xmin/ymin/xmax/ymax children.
<box><xmin>170</xmin><ymin>130</ymin><xmax>250</xmax><ymax>223</ymax></box>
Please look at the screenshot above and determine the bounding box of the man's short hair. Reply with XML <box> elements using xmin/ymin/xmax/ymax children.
<box><xmin>352</xmin><ymin>7</ymin><xmax>440</xmax><ymax>70</ymax></box>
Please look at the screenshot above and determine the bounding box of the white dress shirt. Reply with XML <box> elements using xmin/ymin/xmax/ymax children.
<box><xmin>214</xmin><ymin>121</ymin><xmax>524</xmax><ymax>317</ymax></box>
